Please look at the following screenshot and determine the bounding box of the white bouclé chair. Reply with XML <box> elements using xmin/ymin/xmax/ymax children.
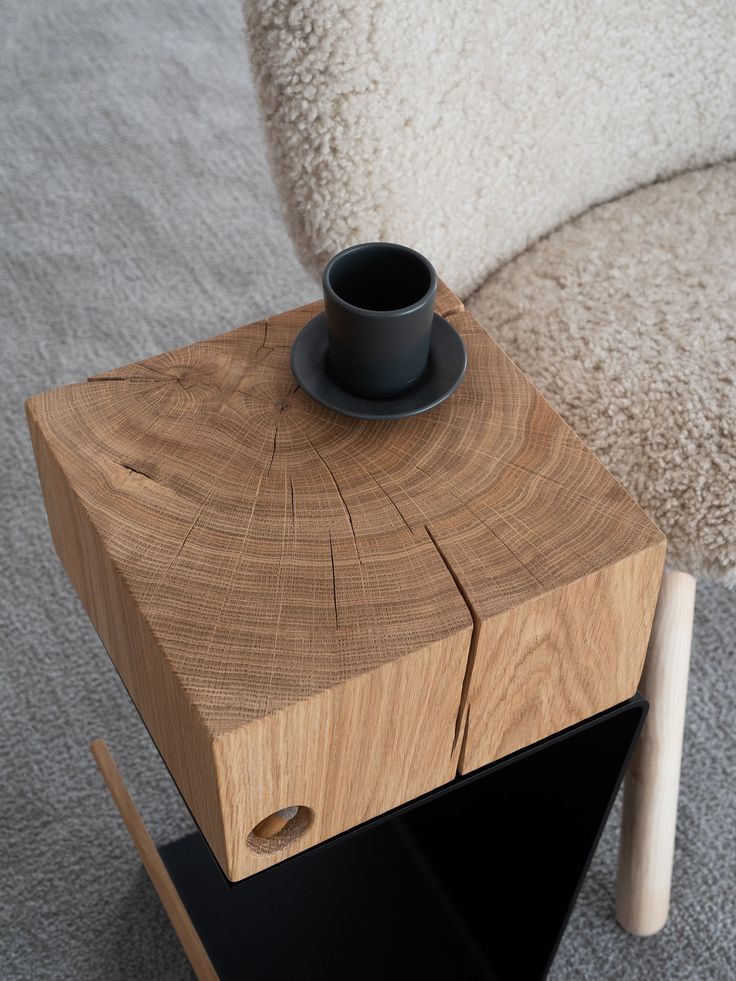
<box><xmin>243</xmin><ymin>0</ymin><xmax>736</xmax><ymax>936</ymax></box>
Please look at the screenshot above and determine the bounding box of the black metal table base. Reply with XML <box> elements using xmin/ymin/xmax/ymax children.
<box><xmin>159</xmin><ymin>697</ymin><xmax>646</xmax><ymax>981</ymax></box>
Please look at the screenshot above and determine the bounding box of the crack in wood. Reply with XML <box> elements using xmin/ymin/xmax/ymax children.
<box><xmin>291</xmin><ymin>422</ymin><xmax>359</xmax><ymax>544</ymax></box>
<box><xmin>87</xmin><ymin>375</ymin><xmax>173</xmax><ymax>383</ymax></box>
<box><xmin>457</xmin><ymin>703</ymin><xmax>472</xmax><ymax>770</ymax></box>
<box><xmin>146</xmin><ymin>409</ymin><xmax>268</xmax><ymax>602</ymax></box>
<box><xmin>384</xmin><ymin>444</ymin><xmax>548</xmax><ymax>588</ymax></box>
<box><xmin>332</xmin><ymin>440</ymin><xmax>414</xmax><ymax>534</ymax></box>
<box><xmin>260</xmin><ymin>469</ymin><xmax>292</xmax><ymax>714</ymax></box>
<box><xmin>328</xmin><ymin>531</ymin><xmax>339</xmax><ymax>629</ymax></box>
<box><xmin>252</xmin><ymin>318</ymin><xmax>273</xmax><ymax>358</ymax></box>
<box><xmin>267</xmin><ymin>418</ymin><xmax>281</xmax><ymax>475</ymax></box>
<box><xmin>359</xmin><ymin>465</ymin><xmax>414</xmax><ymax>533</ymax></box>
<box><xmin>424</xmin><ymin>524</ymin><xmax>480</xmax><ymax>770</ymax></box>
<box><xmin>441</xmin><ymin>301</ymin><xmax>466</xmax><ymax>320</ymax></box>
<box><xmin>465</xmin><ymin>443</ymin><xmax>627</xmax><ymax>517</ymax></box>
<box><xmin>27</xmin><ymin>286</ymin><xmax>667</xmax><ymax>882</ymax></box>
<box><xmin>465</xmin><ymin>504</ymin><xmax>547</xmax><ymax>588</ymax></box>
<box><xmin>199</xmin><ymin>471</ymin><xmax>269</xmax><ymax>665</ymax></box>
<box><xmin>111</xmin><ymin>386</ymin><xmax>176</xmax><ymax>473</ymax></box>
<box><xmin>121</xmin><ymin>462</ymin><xmax>156</xmax><ymax>482</ymax></box>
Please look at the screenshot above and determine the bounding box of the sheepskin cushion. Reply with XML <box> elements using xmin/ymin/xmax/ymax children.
<box><xmin>467</xmin><ymin>163</ymin><xmax>736</xmax><ymax>584</ymax></box>
<box><xmin>245</xmin><ymin>1</ymin><xmax>736</xmax><ymax>296</ymax></box>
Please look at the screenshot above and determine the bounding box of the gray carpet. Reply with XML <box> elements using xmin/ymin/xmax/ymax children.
<box><xmin>1</xmin><ymin>1</ymin><xmax>733</xmax><ymax>978</ymax></box>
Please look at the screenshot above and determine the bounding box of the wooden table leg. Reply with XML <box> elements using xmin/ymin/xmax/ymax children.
<box><xmin>616</xmin><ymin>570</ymin><xmax>697</xmax><ymax>935</ymax></box>
<box><xmin>91</xmin><ymin>740</ymin><xmax>218</xmax><ymax>981</ymax></box>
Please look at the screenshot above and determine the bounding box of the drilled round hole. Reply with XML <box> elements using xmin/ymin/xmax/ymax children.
<box><xmin>246</xmin><ymin>805</ymin><xmax>313</xmax><ymax>855</ymax></box>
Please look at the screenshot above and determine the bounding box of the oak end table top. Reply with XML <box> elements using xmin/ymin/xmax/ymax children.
<box><xmin>26</xmin><ymin>281</ymin><xmax>665</xmax><ymax>880</ymax></box>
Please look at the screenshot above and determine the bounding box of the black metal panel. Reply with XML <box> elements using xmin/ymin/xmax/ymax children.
<box><xmin>159</xmin><ymin>696</ymin><xmax>646</xmax><ymax>981</ymax></box>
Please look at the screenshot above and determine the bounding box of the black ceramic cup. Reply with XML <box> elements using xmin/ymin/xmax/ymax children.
<box><xmin>322</xmin><ymin>242</ymin><xmax>438</xmax><ymax>400</ymax></box>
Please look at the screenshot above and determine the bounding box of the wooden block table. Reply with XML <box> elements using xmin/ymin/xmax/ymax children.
<box><xmin>27</xmin><ymin>282</ymin><xmax>665</xmax><ymax>978</ymax></box>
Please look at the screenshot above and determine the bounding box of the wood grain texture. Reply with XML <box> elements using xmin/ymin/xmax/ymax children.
<box><xmin>27</xmin><ymin>283</ymin><xmax>665</xmax><ymax>880</ymax></box>
<box><xmin>458</xmin><ymin>546</ymin><xmax>666</xmax><ymax>771</ymax></box>
<box><xmin>90</xmin><ymin>740</ymin><xmax>218</xmax><ymax>981</ymax></box>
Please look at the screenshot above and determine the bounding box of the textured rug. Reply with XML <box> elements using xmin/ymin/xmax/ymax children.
<box><xmin>1</xmin><ymin>1</ymin><xmax>733</xmax><ymax>978</ymax></box>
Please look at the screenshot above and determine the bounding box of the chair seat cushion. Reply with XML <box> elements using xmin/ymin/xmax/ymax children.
<box><xmin>468</xmin><ymin>162</ymin><xmax>735</xmax><ymax>584</ymax></box>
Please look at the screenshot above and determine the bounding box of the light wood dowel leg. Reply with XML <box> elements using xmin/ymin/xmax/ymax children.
<box><xmin>616</xmin><ymin>570</ymin><xmax>696</xmax><ymax>936</ymax></box>
<box><xmin>90</xmin><ymin>740</ymin><xmax>219</xmax><ymax>981</ymax></box>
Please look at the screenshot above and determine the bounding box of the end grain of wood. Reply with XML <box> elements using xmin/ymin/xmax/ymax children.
<box><xmin>27</xmin><ymin>283</ymin><xmax>664</xmax><ymax>880</ymax></box>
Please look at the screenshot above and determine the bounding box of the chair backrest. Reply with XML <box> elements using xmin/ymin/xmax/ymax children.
<box><xmin>245</xmin><ymin>1</ymin><xmax>736</xmax><ymax>297</ymax></box>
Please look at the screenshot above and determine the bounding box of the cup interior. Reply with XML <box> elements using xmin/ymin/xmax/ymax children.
<box><xmin>326</xmin><ymin>244</ymin><xmax>433</xmax><ymax>312</ymax></box>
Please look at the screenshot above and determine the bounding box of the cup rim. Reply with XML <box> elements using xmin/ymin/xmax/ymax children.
<box><xmin>323</xmin><ymin>242</ymin><xmax>438</xmax><ymax>318</ymax></box>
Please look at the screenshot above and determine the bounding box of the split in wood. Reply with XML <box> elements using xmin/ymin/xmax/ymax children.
<box><xmin>26</xmin><ymin>282</ymin><xmax>665</xmax><ymax>880</ymax></box>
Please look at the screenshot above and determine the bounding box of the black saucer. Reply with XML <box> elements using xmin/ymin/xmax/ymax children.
<box><xmin>291</xmin><ymin>313</ymin><xmax>467</xmax><ymax>420</ymax></box>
